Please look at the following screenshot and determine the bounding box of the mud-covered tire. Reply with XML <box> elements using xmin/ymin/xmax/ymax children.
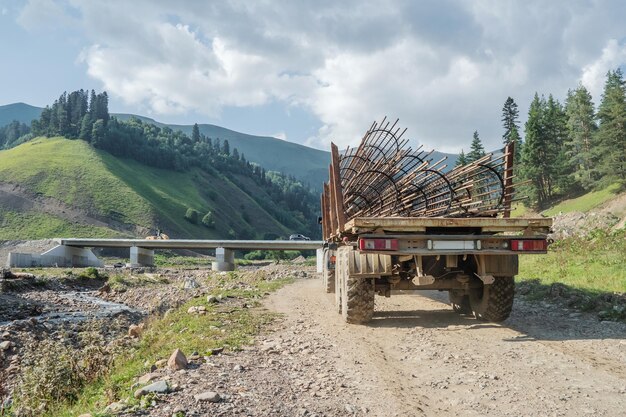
<box><xmin>322</xmin><ymin>250</ymin><xmax>335</xmax><ymax>293</ymax></box>
<box><xmin>469</xmin><ymin>276</ymin><xmax>515</xmax><ymax>322</ymax></box>
<box><xmin>449</xmin><ymin>291</ymin><xmax>472</xmax><ymax>315</ymax></box>
<box><xmin>341</xmin><ymin>274</ymin><xmax>375</xmax><ymax>324</ymax></box>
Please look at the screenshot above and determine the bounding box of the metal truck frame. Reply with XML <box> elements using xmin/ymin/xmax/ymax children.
<box><xmin>320</xmin><ymin>140</ymin><xmax>552</xmax><ymax>324</ymax></box>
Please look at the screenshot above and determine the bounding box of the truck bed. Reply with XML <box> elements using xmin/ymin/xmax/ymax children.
<box><xmin>344</xmin><ymin>216</ymin><xmax>553</xmax><ymax>234</ymax></box>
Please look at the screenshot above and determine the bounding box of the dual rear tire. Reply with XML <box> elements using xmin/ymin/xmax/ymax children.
<box><xmin>449</xmin><ymin>276</ymin><xmax>515</xmax><ymax>322</ymax></box>
<box><xmin>334</xmin><ymin>247</ymin><xmax>375</xmax><ymax>324</ymax></box>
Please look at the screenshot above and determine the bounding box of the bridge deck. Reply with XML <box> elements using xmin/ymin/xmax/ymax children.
<box><xmin>56</xmin><ymin>238</ymin><xmax>324</xmax><ymax>250</ymax></box>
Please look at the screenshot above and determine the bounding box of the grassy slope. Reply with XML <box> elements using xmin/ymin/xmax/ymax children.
<box><xmin>542</xmin><ymin>183</ymin><xmax>620</xmax><ymax>216</ymax></box>
<box><xmin>0</xmin><ymin>137</ymin><xmax>297</xmax><ymax>239</ymax></box>
<box><xmin>519</xmin><ymin>231</ymin><xmax>626</xmax><ymax>294</ymax></box>
<box><xmin>517</xmin><ymin>186</ymin><xmax>625</xmax><ymax>319</ymax></box>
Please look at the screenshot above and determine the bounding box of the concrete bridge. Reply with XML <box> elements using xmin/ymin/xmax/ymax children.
<box><xmin>7</xmin><ymin>238</ymin><xmax>324</xmax><ymax>271</ymax></box>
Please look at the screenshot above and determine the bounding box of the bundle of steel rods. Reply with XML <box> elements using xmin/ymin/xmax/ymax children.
<box><xmin>333</xmin><ymin>118</ymin><xmax>517</xmax><ymax>220</ymax></box>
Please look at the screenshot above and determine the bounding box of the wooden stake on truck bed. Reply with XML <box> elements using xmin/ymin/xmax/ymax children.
<box><xmin>327</xmin><ymin>166</ymin><xmax>338</xmax><ymax>236</ymax></box>
<box><xmin>331</xmin><ymin>142</ymin><xmax>347</xmax><ymax>234</ymax></box>
<box><xmin>502</xmin><ymin>141</ymin><xmax>515</xmax><ymax>218</ymax></box>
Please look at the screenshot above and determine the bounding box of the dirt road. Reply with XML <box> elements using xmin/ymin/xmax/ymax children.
<box><xmin>266</xmin><ymin>278</ymin><xmax>626</xmax><ymax>416</ymax></box>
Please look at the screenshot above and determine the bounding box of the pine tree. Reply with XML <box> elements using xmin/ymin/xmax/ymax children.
<box><xmin>456</xmin><ymin>149</ymin><xmax>467</xmax><ymax>166</ymax></box>
<box><xmin>596</xmin><ymin>69</ymin><xmax>626</xmax><ymax>183</ymax></box>
<box><xmin>222</xmin><ymin>139</ymin><xmax>230</xmax><ymax>156</ymax></box>
<box><xmin>543</xmin><ymin>94</ymin><xmax>570</xmax><ymax>195</ymax></box>
<box><xmin>522</xmin><ymin>93</ymin><xmax>568</xmax><ymax>207</ymax></box>
<box><xmin>522</xmin><ymin>94</ymin><xmax>548</xmax><ymax>206</ymax></box>
<box><xmin>467</xmin><ymin>131</ymin><xmax>485</xmax><ymax>162</ymax></box>
<box><xmin>502</xmin><ymin>97</ymin><xmax>520</xmax><ymax>141</ymax></box>
<box><xmin>79</xmin><ymin>114</ymin><xmax>93</xmax><ymax>141</ymax></box>
<box><xmin>564</xmin><ymin>84</ymin><xmax>597</xmax><ymax>190</ymax></box>
<box><xmin>192</xmin><ymin>123</ymin><xmax>200</xmax><ymax>142</ymax></box>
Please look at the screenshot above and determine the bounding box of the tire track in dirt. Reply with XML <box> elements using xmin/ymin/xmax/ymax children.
<box><xmin>266</xmin><ymin>278</ymin><xmax>626</xmax><ymax>416</ymax></box>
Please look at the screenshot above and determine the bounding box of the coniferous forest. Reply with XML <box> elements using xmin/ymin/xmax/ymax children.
<box><xmin>456</xmin><ymin>69</ymin><xmax>626</xmax><ymax>209</ymax></box>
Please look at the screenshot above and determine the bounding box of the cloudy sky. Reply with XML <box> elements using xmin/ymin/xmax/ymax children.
<box><xmin>1</xmin><ymin>0</ymin><xmax>625</xmax><ymax>152</ymax></box>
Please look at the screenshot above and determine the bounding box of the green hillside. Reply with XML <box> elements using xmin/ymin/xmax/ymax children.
<box><xmin>113</xmin><ymin>114</ymin><xmax>330</xmax><ymax>188</ymax></box>
<box><xmin>0</xmin><ymin>137</ymin><xmax>304</xmax><ymax>240</ymax></box>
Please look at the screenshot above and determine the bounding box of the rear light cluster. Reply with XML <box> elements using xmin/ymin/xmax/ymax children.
<box><xmin>358</xmin><ymin>238</ymin><xmax>399</xmax><ymax>251</ymax></box>
<box><xmin>510</xmin><ymin>239</ymin><xmax>548</xmax><ymax>252</ymax></box>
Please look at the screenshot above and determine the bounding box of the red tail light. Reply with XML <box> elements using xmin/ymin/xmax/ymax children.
<box><xmin>358</xmin><ymin>238</ymin><xmax>399</xmax><ymax>251</ymax></box>
<box><xmin>510</xmin><ymin>239</ymin><xmax>548</xmax><ymax>252</ymax></box>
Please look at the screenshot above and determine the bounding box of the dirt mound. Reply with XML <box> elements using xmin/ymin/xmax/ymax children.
<box><xmin>550</xmin><ymin>191</ymin><xmax>626</xmax><ymax>239</ymax></box>
<box><xmin>550</xmin><ymin>211</ymin><xmax>620</xmax><ymax>240</ymax></box>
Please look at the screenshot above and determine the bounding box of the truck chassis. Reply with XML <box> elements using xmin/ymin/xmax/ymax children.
<box><xmin>322</xmin><ymin>217</ymin><xmax>552</xmax><ymax>324</ymax></box>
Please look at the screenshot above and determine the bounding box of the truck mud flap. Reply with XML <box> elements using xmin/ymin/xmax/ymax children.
<box><xmin>347</xmin><ymin>249</ymin><xmax>393</xmax><ymax>277</ymax></box>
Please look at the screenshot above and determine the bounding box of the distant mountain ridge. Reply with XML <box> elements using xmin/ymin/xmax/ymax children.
<box><xmin>0</xmin><ymin>102</ymin><xmax>459</xmax><ymax>185</ymax></box>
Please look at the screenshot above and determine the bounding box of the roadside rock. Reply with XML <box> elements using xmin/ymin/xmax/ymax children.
<box><xmin>168</xmin><ymin>349</ymin><xmax>188</xmax><ymax>370</ymax></box>
<box><xmin>134</xmin><ymin>380</ymin><xmax>169</xmax><ymax>398</ymax></box>
<box><xmin>128</xmin><ymin>323</ymin><xmax>144</xmax><ymax>337</ymax></box>
<box><xmin>187</xmin><ymin>305</ymin><xmax>206</xmax><ymax>314</ymax></box>
<box><xmin>104</xmin><ymin>401</ymin><xmax>127</xmax><ymax>413</ymax></box>
<box><xmin>138</xmin><ymin>372</ymin><xmax>158</xmax><ymax>384</ymax></box>
<box><xmin>0</xmin><ymin>341</ymin><xmax>14</xmax><ymax>351</ymax></box>
<box><xmin>194</xmin><ymin>391</ymin><xmax>221</xmax><ymax>403</ymax></box>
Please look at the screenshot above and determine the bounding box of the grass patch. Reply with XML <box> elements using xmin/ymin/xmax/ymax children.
<box><xmin>17</xmin><ymin>271</ymin><xmax>293</xmax><ymax>417</ymax></box>
<box><xmin>510</xmin><ymin>203</ymin><xmax>529</xmax><ymax>218</ymax></box>
<box><xmin>542</xmin><ymin>183</ymin><xmax>620</xmax><ymax>216</ymax></box>
<box><xmin>153</xmin><ymin>253</ymin><xmax>213</xmax><ymax>268</ymax></box>
<box><xmin>108</xmin><ymin>273</ymin><xmax>170</xmax><ymax>291</ymax></box>
<box><xmin>518</xmin><ymin>229</ymin><xmax>626</xmax><ymax>321</ymax></box>
<box><xmin>0</xmin><ymin>209</ymin><xmax>126</xmax><ymax>239</ymax></box>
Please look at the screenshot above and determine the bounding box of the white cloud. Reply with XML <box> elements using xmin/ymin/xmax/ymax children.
<box><xmin>16</xmin><ymin>0</ymin><xmax>626</xmax><ymax>152</ymax></box>
<box><xmin>581</xmin><ymin>39</ymin><xmax>626</xmax><ymax>101</ymax></box>
<box><xmin>17</xmin><ymin>0</ymin><xmax>75</xmax><ymax>30</ymax></box>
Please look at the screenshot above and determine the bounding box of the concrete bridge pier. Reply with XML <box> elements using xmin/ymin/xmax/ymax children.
<box><xmin>212</xmin><ymin>247</ymin><xmax>235</xmax><ymax>271</ymax></box>
<box><xmin>130</xmin><ymin>246</ymin><xmax>155</xmax><ymax>267</ymax></box>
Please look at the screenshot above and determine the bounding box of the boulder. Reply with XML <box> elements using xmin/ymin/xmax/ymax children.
<box><xmin>167</xmin><ymin>349</ymin><xmax>188</xmax><ymax>370</ymax></box>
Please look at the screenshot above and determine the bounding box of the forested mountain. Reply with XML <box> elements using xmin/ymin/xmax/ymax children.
<box><xmin>0</xmin><ymin>90</ymin><xmax>321</xmax><ymax>240</ymax></box>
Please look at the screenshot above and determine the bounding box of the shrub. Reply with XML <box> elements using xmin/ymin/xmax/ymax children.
<box><xmin>184</xmin><ymin>208</ymin><xmax>199</xmax><ymax>224</ymax></box>
<box><xmin>78</xmin><ymin>267</ymin><xmax>102</xmax><ymax>280</ymax></box>
<box><xmin>284</xmin><ymin>250</ymin><xmax>302</xmax><ymax>260</ymax></box>
<box><xmin>244</xmin><ymin>250</ymin><xmax>267</xmax><ymax>260</ymax></box>
<box><xmin>202</xmin><ymin>211</ymin><xmax>216</xmax><ymax>229</ymax></box>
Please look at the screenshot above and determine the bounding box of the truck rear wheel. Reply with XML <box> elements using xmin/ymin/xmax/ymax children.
<box><xmin>341</xmin><ymin>275</ymin><xmax>375</xmax><ymax>324</ymax></box>
<box><xmin>322</xmin><ymin>249</ymin><xmax>335</xmax><ymax>293</ymax></box>
<box><xmin>449</xmin><ymin>291</ymin><xmax>472</xmax><ymax>315</ymax></box>
<box><xmin>469</xmin><ymin>276</ymin><xmax>515</xmax><ymax>322</ymax></box>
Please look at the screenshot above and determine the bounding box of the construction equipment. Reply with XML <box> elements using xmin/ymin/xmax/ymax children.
<box><xmin>145</xmin><ymin>229</ymin><xmax>169</xmax><ymax>240</ymax></box>
<box><xmin>320</xmin><ymin>118</ymin><xmax>552</xmax><ymax>324</ymax></box>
